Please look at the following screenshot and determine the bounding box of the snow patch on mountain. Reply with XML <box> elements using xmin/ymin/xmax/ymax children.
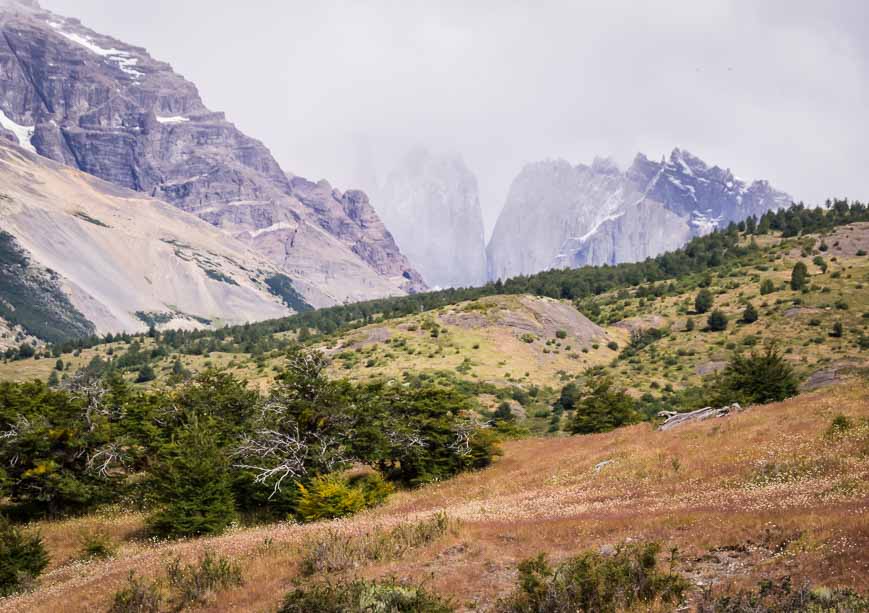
<box><xmin>0</xmin><ymin>108</ymin><xmax>35</xmax><ymax>154</ymax></box>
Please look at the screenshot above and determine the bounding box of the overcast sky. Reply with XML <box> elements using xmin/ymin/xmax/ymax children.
<box><xmin>43</xmin><ymin>0</ymin><xmax>869</xmax><ymax>236</ymax></box>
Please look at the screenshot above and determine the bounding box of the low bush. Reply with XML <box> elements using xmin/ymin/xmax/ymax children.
<box><xmin>109</xmin><ymin>573</ymin><xmax>163</xmax><ymax>613</ymax></box>
<box><xmin>697</xmin><ymin>578</ymin><xmax>868</xmax><ymax>612</ymax></box>
<box><xmin>279</xmin><ymin>578</ymin><xmax>453</xmax><ymax>613</ymax></box>
<box><xmin>296</xmin><ymin>474</ymin><xmax>368</xmax><ymax>522</ymax></box>
<box><xmin>77</xmin><ymin>527</ymin><xmax>116</xmax><ymax>560</ymax></box>
<box><xmin>496</xmin><ymin>542</ymin><xmax>689</xmax><ymax>612</ymax></box>
<box><xmin>0</xmin><ymin>516</ymin><xmax>49</xmax><ymax>596</ymax></box>
<box><xmin>165</xmin><ymin>550</ymin><xmax>243</xmax><ymax>609</ymax></box>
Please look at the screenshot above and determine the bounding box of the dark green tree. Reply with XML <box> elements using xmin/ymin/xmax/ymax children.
<box><xmin>135</xmin><ymin>364</ymin><xmax>156</xmax><ymax>384</ymax></box>
<box><xmin>570</xmin><ymin>373</ymin><xmax>638</xmax><ymax>435</ymax></box>
<box><xmin>790</xmin><ymin>262</ymin><xmax>809</xmax><ymax>291</ymax></box>
<box><xmin>707</xmin><ymin>309</ymin><xmax>728</xmax><ymax>331</ymax></box>
<box><xmin>760</xmin><ymin>279</ymin><xmax>776</xmax><ymax>295</ymax></box>
<box><xmin>741</xmin><ymin>303</ymin><xmax>758</xmax><ymax>324</ymax></box>
<box><xmin>714</xmin><ymin>344</ymin><xmax>799</xmax><ymax>405</ymax></box>
<box><xmin>148</xmin><ymin>415</ymin><xmax>236</xmax><ymax>538</ymax></box>
<box><xmin>694</xmin><ymin>289</ymin><xmax>714</xmax><ymax>314</ymax></box>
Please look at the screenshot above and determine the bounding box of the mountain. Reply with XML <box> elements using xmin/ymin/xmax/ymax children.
<box><xmin>0</xmin><ymin>139</ymin><xmax>307</xmax><ymax>341</ymax></box>
<box><xmin>376</xmin><ymin>149</ymin><xmax>487</xmax><ymax>288</ymax></box>
<box><xmin>0</xmin><ymin>0</ymin><xmax>425</xmax><ymax>309</ymax></box>
<box><xmin>487</xmin><ymin>149</ymin><xmax>792</xmax><ymax>280</ymax></box>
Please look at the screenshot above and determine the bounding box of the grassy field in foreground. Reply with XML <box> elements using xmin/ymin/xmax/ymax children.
<box><xmin>2</xmin><ymin>379</ymin><xmax>867</xmax><ymax>612</ymax></box>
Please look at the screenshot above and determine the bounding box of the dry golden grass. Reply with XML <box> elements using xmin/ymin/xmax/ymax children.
<box><xmin>3</xmin><ymin>379</ymin><xmax>867</xmax><ymax>612</ymax></box>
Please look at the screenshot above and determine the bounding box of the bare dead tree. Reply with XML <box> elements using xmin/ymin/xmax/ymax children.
<box><xmin>87</xmin><ymin>442</ymin><xmax>131</xmax><ymax>477</ymax></box>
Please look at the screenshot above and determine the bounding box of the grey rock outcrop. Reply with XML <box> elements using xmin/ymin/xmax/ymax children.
<box><xmin>487</xmin><ymin>149</ymin><xmax>792</xmax><ymax>280</ymax></box>
<box><xmin>377</xmin><ymin>149</ymin><xmax>487</xmax><ymax>288</ymax></box>
<box><xmin>0</xmin><ymin>2</ymin><xmax>424</xmax><ymax>307</ymax></box>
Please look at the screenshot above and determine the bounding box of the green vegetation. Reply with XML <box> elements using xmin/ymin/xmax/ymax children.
<box><xmin>265</xmin><ymin>274</ymin><xmax>313</xmax><ymax>312</ymax></box>
<box><xmin>569</xmin><ymin>372</ymin><xmax>638</xmax><ymax>434</ymax></box>
<box><xmin>496</xmin><ymin>542</ymin><xmax>689</xmax><ymax>613</ymax></box>
<box><xmin>279</xmin><ymin>578</ymin><xmax>453</xmax><ymax>613</ymax></box>
<box><xmin>0</xmin><ymin>515</ymin><xmax>48</xmax><ymax>596</ymax></box>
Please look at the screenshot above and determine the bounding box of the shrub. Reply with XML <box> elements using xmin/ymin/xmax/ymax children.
<box><xmin>707</xmin><ymin>310</ymin><xmax>728</xmax><ymax>332</ymax></box>
<box><xmin>830</xmin><ymin>322</ymin><xmax>844</xmax><ymax>338</ymax></box>
<box><xmin>694</xmin><ymin>289</ymin><xmax>714</xmax><ymax>314</ymax></box>
<box><xmin>109</xmin><ymin>573</ymin><xmax>163</xmax><ymax>613</ymax></box>
<box><xmin>698</xmin><ymin>578</ymin><xmax>868</xmax><ymax>612</ymax></box>
<box><xmin>606</xmin><ymin>341</ymin><xmax>619</xmax><ymax>351</ymax></box>
<box><xmin>760</xmin><ymin>278</ymin><xmax>776</xmax><ymax>295</ymax></box>
<box><xmin>299</xmin><ymin>513</ymin><xmax>450</xmax><ymax>576</ymax></box>
<box><xmin>296</xmin><ymin>474</ymin><xmax>367</xmax><ymax>522</ymax></box>
<box><xmin>520</xmin><ymin>333</ymin><xmax>535</xmax><ymax>343</ymax></box>
<box><xmin>279</xmin><ymin>578</ymin><xmax>453</xmax><ymax>613</ymax></box>
<box><xmin>857</xmin><ymin>249</ymin><xmax>867</xmax><ymax>256</ymax></box>
<box><xmin>0</xmin><ymin>516</ymin><xmax>48</xmax><ymax>596</ymax></box>
<box><xmin>165</xmin><ymin>550</ymin><xmax>243</xmax><ymax>609</ymax></box>
<box><xmin>346</xmin><ymin>471</ymin><xmax>394</xmax><ymax>508</ymax></box>
<box><xmin>77</xmin><ymin>527</ymin><xmax>115</xmax><ymax>560</ymax></box>
<box><xmin>496</xmin><ymin>542</ymin><xmax>689</xmax><ymax>613</ymax></box>
<box><xmin>827</xmin><ymin>414</ymin><xmax>853</xmax><ymax>437</ymax></box>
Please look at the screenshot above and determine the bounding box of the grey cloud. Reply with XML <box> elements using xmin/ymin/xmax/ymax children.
<box><xmin>43</xmin><ymin>0</ymin><xmax>869</xmax><ymax>236</ymax></box>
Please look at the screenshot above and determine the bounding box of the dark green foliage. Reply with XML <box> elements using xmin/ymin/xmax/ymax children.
<box><xmin>830</xmin><ymin>322</ymin><xmax>844</xmax><ymax>338</ymax></box>
<box><xmin>265</xmin><ymin>274</ymin><xmax>314</xmax><ymax>313</ymax></box>
<box><xmin>694</xmin><ymin>289</ymin><xmax>714</xmax><ymax>314</ymax></box>
<box><xmin>790</xmin><ymin>261</ymin><xmax>809</xmax><ymax>291</ymax></box>
<box><xmin>279</xmin><ymin>578</ymin><xmax>453</xmax><ymax>613</ymax></box>
<box><xmin>606</xmin><ymin>341</ymin><xmax>619</xmax><ymax>351</ymax></box>
<box><xmin>0</xmin><ymin>516</ymin><xmax>48</xmax><ymax>596</ymax></box>
<box><xmin>714</xmin><ymin>344</ymin><xmax>799</xmax><ymax>406</ymax></box>
<box><xmin>73</xmin><ymin>212</ymin><xmax>111</xmax><ymax>228</ymax></box>
<box><xmin>0</xmin><ymin>231</ymin><xmax>95</xmax><ymax>344</ymax></box>
<box><xmin>148</xmin><ymin>416</ymin><xmax>237</xmax><ymax>538</ymax></box>
<box><xmin>685</xmin><ymin>317</ymin><xmax>695</xmax><ymax>331</ymax></box>
<box><xmin>741</xmin><ymin>303</ymin><xmax>758</xmax><ymax>324</ymax></box>
<box><xmin>570</xmin><ymin>373</ymin><xmax>638</xmax><ymax>435</ymax></box>
<box><xmin>0</xmin><ymin>380</ymin><xmax>124</xmax><ymax>516</ymax></box>
<box><xmin>496</xmin><ymin>542</ymin><xmax>689</xmax><ymax>613</ymax></box>
<box><xmin>135</xmin><ymin>364</ymin><xmax>156</xmax><ymax>383</ymax></box>
<box><xmin>203</xmin><ymin>268</ymin><xmax>239</xmax><ymax>286</ymax></box>
<box><xmin>760</xmin><ymin>278</ymin><xmax>776</xmax><ymax>295</ymax></box>
<box><xmin>707</xmin><ymin>309</ymin><xmax>729</xmax><ymax>331</ymax></box>
<box><xmin>77</xmin><ymin>528</ymin><xmax>115</xmax><ymax>560</ymax></box>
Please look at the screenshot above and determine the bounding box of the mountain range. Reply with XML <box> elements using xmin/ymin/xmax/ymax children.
<box><xmin>0</xmin><ymin>0</ymin><xmax>793</xmax><ymax>343</ymax></box>
<box><xmin>0</xmin><ymin>0</ymin><xmax>424</xmax><ymax>327</ymax></box>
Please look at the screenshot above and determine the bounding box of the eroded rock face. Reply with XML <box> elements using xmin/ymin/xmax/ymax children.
<box><xmin>0</xmin><ymin>2</ymin><xmax>424</xmax><ymax>306</ymax></box>
<box><xmin>487</xmin><ymin>149</ymin><xmax>792</xmax><ymax>280</ymax></box>
<box><xmin>377</xmin><ymin>149</ymin><xmax>487</xmax><ymax>288</ymax></box>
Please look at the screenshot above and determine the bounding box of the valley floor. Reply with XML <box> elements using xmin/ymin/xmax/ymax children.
<box><xmin>2</xmin><ymin>380</ymin><xmax>867</xmax><ymax>612</ymax></box>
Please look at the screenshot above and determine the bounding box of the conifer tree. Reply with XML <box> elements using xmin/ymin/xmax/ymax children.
<box><xmin>741</xmin><ymin>303</ymin><xmax>758</xmax><ymax>324</ymax></box>
<box><xmin>148</xmin><ymin>415</ymin><xmax>236</xmax><ymax>538</ymax></box>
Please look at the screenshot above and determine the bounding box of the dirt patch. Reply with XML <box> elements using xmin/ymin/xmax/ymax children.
<box><xmin>801</xmin><ymin>359</ymin><xmax>868</xmax><ymax>391</ymax></box>
<box><xmin>784</xmin><ymin>307</ymin><xmax>823</xmax><ymax>318</ymax></box>
<box><xmin>495</xmin><ymin>296</ymin><xmax>607</xmax><ymax>342</ymax></box>
<box><xmin>440</xmin><ymin>311</ymin><xmax>490</xmax><ymax>329</ymax></box>
<box><xmin>613</xmin><ymin>314</ymin><xmax>668</xmax><ymax>332</ymax></box>
<box><xmin>695</xmin><ymin>360</ymin><xmax>727</xmax><ymax>376</ymax></box>
<box><xmin>790</xmin><ymin>222</ymin><xmax>869</xmax><ymax>258</ymax></box>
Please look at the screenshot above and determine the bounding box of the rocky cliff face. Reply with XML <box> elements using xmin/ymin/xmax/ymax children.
<box><xmin>0</xmin><ymin>0</ymin><xmax>424</xmax><ymax>307</ymax></box>
<box><xmin>0</xmin><ymin>140</ymin><xmax>300</xmax><ymax>339</ymax></box>
<box><xmin>487</xmin><ymin>149</ymin><xmax>791</xmax><ymax>280</ymax></box>
<box><xmin>376</xmin><ymin>149</ymin><xmax>487</xmax><ymax>288</ymax></box>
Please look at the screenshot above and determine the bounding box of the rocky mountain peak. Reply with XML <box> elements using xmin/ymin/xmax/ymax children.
<box><xmin>376</xmin><ymin>148</ymin><xmax>487</xmax><ymax>288</ymax></box>
<box><xmin>0</xmin><ymin>2</ymin><xmax>424</xmax><ymax>306</ymax></box>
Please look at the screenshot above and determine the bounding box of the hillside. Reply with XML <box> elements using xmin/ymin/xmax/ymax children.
<box><xmin>4</xmin><ymin>219</ymin><xmax>865</xmax><ymax>417</ymax></box>
<box><xmin>0</xmin><ymin>381</ymin><xmax>866</xmax><ymax>612</ymax></box>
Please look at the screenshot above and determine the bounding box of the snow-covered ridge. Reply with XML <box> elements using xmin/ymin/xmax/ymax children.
<box><xmin>0</xmin><ymin>108</ymin><xmax>36</xmax><ymax>154</ymax></box>
<box><xmin>48</xmin><ymin>21</ymin><xmax>144</xmax><ymax>79</ymax></box>
<box><xmin>248</xmin><ymin>222</ymin><xmax>294</xmax><ymax>239</ymax></box>
<box><xmin>156</xmin><ymin>116</ymin><xmax>189</xmax><ymax>125</ymax></box>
